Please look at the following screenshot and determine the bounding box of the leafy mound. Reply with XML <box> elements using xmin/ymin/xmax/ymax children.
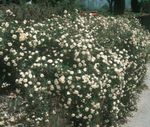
<box><xmin>0</xmin><ymin>10</ymin><xmax>150</xmax><ymax>127</ymax></box>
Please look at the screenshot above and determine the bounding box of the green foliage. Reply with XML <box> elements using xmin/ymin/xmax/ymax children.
<box><xmin>141</xmin><ymin>0</ymin><xmax>150</xmax><ymax>13</ymax></box>
<box><xmin>141</xmin><ymin>0</ymin><xmax>150</xmax><ymax>2</ymax></box>
<box><xmin>0</xmin><ymin>10</ymin><xmax>150</xmax><ymax>127</ymax></box>
<box><xmin>0</xmin><ymin>2</ymin><xmax>82</xmax><ymax>21</ymax></box>
<box><xmin>0</xmin><ymin>0</ymin><xmax>81</xmax><ymax>14</ymax></box>
<box><xmin>0</xmin><ymin>4</ymin><xmax>59</xmax><ymax>21</ymax></box>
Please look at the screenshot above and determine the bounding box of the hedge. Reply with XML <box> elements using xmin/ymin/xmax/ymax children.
<box><xmin>0</xmin><ymin>9</ymin><xmax>150</xmax><ymax>127</ymax></box>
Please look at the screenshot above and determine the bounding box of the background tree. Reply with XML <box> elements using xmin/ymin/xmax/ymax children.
<box><xmin>107</xmin><ymin>0</ymin><xmax>114</xmax><ymax>13</ymax></box>
<box><xmin>131</xmin><ymin>0</ymin><xmax>141</xmax><ymax>12</ymax></box>
<box><xmin>114</xmin><ymin>0</ymin><xmax>125</xmax><ymax>14</ymax></box>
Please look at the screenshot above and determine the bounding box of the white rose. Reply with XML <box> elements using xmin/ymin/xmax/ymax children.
<box><xmin>23</xmin><ymin>79</ymin><xmax>28</xmax><ymax>83</ymax></box>
<box><xmin>64</xmin><ymin>10</ymin><xmax>68</xmax><ymax>14</ymax></box>
<box><xmin>59</xmin><ymin>75</ymin><xmax>65</xmax><ymax>84</ymax></box>
<box><xmin>40</xmin><ymin>74</ymin><xmax>44</xmax><ymax>78</ymax></box>
<box><xmin>28</xmin><ymin>74</ymin><xmax>32</xmax><ymax>79</ymax></box>
<box><xmin>16</xmin><ymin>28</ymin><xmax>23</xmax><ymax>33</ymax></box>
<box><xmin>50</xmin><ymin>85</ymin><xmax>54</xmax><ymax>91</ymax></box>
<box><xmin>48</xmin><ymin>59</ymin><xmax>53</xmax><ymax>63</ymax></box>
<box><xmin>19</xmin><ymin>33</ymin><xmax>27</xmax><ymax>42</ymax></box>
<box><xmin>12</xmin><ymin>34</ymin><xmax>17</xmax><ymax>39</ymax></box>
<box><xmin>24</xmin><ymin>83</ymin><xmax>28</xmax><ymax>87</ymax></box>
<box><xmin>5</xmin><ymin>22</ymin><xmax>9</xmax><ymax>28</ymax></box>
<box><xmin>8</xmin><ymin>42</ymin><xmax>12</xmax><ymax>46</ymax></box>
<box><xmin>42</xmin><ymin>56</ymin><xmax>46</xmax><ymax>60</ymax></box>
<box><xmin>85</xmin><ymin>107</ymin><xmax>89</xmax><ymax>112</ymax></box>
<box><xmin>54</xmin><ymin>79</ymin><xmax>59</xmax><ymax>85</ymax></box>
<box><xmin>0</xmin><ymin>37</ymin><xmax>2</xmax><ymax>42</ymax></box>
<box><xmin>0</xmin><ymin>51</ymin><xmax>3</xmax><ymax>55</ymax></box>
<box><xmin>4</xmin><ymin>56</ymin><xmax>9</xmax><ymax>61</ymax></box>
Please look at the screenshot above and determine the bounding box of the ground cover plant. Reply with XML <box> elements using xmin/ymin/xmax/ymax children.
<box><xmin>0</xmin><ymin>9</ymin><xmax>150</xmax><ymax>127</ymax></box>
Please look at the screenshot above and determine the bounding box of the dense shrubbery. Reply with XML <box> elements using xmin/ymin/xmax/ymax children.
<box><xmin>0</xmin><ymin>4</ymin><xmax>60</xmax><ymax>21</ymax></box>
<box><xmin>0</xmin><ymin>3</ymin><xmax>82</xmax><ymax>22</ymax></box>
<box><xmin>0</xmin><ymin>0</ymin><xmax>80</xmax><ymax>15</ymax></box>
<box><xmin>0</xmin><ymin>10</ymin><xmax>150</xmax><ymax>127</ymax></box>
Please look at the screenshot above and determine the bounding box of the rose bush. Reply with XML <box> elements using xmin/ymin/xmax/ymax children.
<box><xmin>0</xmin><ymin>10</ymin><xmax>150</xmax><ymax>127</ymax></box>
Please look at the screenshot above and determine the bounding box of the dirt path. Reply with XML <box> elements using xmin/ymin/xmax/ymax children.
<box><xmin>123</xmin><ymin>63</ymin><xmax>150</xmax><ymax>127</ymax></box>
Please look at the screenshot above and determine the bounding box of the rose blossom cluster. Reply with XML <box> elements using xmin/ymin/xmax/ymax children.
<box><xmin>0</xmin><ymin>10</ymin><xmax>150</xmax><ymax>127</ymax></box>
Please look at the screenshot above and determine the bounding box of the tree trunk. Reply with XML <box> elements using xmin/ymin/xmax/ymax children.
<box><xmin>114</xmin><ymin>0</ymin><xmax>125</xmax><ymax>15</ymax></box>
<box><xmin>131</xmin><ymin>0</ymin><xmax>141</xmax><ymax>13</ymax></box>
<box><xmin>107</xmin><ymin>0</ymin><xmax>114</xmax><ymax>13</ymax></box>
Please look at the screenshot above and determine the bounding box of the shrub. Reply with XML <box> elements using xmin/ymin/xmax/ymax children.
<box><xmin>0</xmin><ymin>3</ymin><xmax>82</xmax><ymax>22</ymax></box>
<box><xmin>0</xmin><ymin>10</ymin><xmax>150</xmax><ymax>127</ymax></box>
<box><xmin>0</xmin><ymin>4</ymin><xmax>57</xmax><ymax>21</ymax></box>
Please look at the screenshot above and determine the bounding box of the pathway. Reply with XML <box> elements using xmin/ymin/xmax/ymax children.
<box><xmin>123</xmin><ymin>63</ymin><xmax>150</xmax><ymax>127</ymax></box>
